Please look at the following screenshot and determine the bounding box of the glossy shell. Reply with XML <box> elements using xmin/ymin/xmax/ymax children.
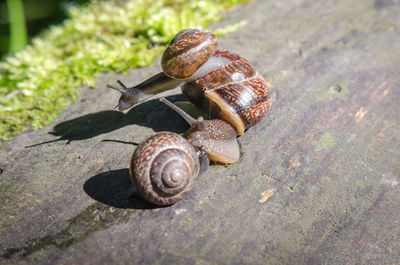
<box><xmin>130</xmin><ymin>132</ymin><xmax>200</xmax><ymax>206</ymax></box>
<box><xmin>161</xmin><ymin>29</ymin><xmax>218</xmax><ymax>79</ymax></box>
<box><xmin>182</xmin><ymin>50</ymin><xmax>271</xmax><ymax>135</ymax></box>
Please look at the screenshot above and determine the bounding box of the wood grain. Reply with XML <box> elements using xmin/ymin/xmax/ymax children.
<box><xmin>0</xmin><ymin>0</ymin><xmax>399</xmax><ymax>264</ymax></box>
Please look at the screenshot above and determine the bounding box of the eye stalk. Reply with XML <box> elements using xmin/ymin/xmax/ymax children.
<box><xmin>107</xmin><ymin>80</ymin><xmax>128</xmax><ymax>95</ymax></box>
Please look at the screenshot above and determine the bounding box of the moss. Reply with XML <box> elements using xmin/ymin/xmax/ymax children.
<box><xmin>0</xmin><ymin>0</ymin><xmax>249</xmax><ymax>144</ymax></box>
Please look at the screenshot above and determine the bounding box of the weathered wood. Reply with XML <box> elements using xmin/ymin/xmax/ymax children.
<box><xmin>1</xmin><ymin>0</ymin><xmax>399</xmax><ymax>264</ymax></box>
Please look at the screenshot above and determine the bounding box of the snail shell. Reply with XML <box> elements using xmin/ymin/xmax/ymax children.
<box><xmin>161</xmin><ymin>29</ymin><xmax>218</xmax><ymax>79</ymax></box>
<box><xmin>130</xmin><ymin>132</ymin><xmax>200</xmax><ymax>206</ymax></box>
<box><xmin>162</xmin><ymin>29</ymin><xmax>271</xmax><ymax>135</ymax></box>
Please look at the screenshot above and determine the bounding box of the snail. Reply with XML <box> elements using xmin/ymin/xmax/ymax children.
<box><xmin>160</xmin><ymin>97</ymin><xmax>240</xmax><ymax>164</ymax></box>
<box><xmin>130</xmin><ymin>131</ymin><xmax>205</xmax><ymax>206</ymax></box>
<box><xmin>130</xmin><ymin>97</ymin><xmax>240</xmax><ymax>205</ymax></box>
<box><xmin>108</xmin><ymin>28</ymin><xmax>271</xmax><ymax>136</ymax></box>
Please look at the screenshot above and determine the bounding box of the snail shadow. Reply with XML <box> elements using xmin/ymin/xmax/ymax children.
<box><xmin>26</xmin><ymin>95</ymin><xmax>188</xmax><ymax>147</ymax></box>
<box><xmin>83</xmin><ymin>168</ymin><xmax>160</xmax><ymax>209</ymax></box>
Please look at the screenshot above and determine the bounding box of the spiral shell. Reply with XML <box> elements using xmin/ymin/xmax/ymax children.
<box><xmin>130</xmin><ymin>132</ymin><xmax>200</xmax><ymax>206</ymax></box>
<box><xmin>182</xmin><ymin>50</ymin><xmax>271</xmax><ymax>135</ymax></box>
<box><xmin>161</xmin><ymin>29</ymin><xmax>218</xmax><ymax>79</ymax></box>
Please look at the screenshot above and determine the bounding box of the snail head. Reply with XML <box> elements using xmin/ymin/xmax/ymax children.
<box><xmin>107</xmin><ymin>80</ymin><xmax>152</xmax><ymax>111</ymax></box>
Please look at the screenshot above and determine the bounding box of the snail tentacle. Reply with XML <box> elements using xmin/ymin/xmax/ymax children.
<box><xmin>107</xmin><ymin>83</ymin><xmax>126</xmax><ymax>95</ymax></box>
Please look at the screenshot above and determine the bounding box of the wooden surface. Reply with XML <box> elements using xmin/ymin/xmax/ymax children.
<box><xmin>1</xmin><ymin>0</ymin><xmax>400</xmax><ymax>264</ymax></box>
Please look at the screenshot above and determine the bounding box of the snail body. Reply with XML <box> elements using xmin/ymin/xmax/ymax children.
<box><xmin>108</xmin><ymin>28</ymin><xmax>271</xmax><ymax>135</ymax></box>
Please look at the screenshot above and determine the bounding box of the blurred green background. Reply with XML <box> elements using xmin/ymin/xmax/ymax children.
<box><xmin>0</xmin><ymin>0</ymin><xmax>89</xmax><ymax>57</ymax></box>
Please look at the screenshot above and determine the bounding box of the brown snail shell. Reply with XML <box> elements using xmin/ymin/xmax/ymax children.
<box><xmin>181</xmin><ymin>49</ymin><xmax>271</xmax><ymax>136</ymax></box>
<box><xmin>130</xmin><ymin>132</ymin><xmax>200</xmax><ymax>206</ymax></box>
<box><xmin>161</xmin><ymin>29</ymin><xmax>218</xmax><ymax>79</ymax></box>
<box><xmin>160</xmin><ymin>29</ymin><xmax>271</xmax><ymax>135</ymax></box>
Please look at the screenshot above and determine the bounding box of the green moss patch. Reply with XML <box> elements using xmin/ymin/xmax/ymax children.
<box><xmin>0</xmin><ymin>0</ymin><xmax>248</xmax><ymax>143</ymax></box>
